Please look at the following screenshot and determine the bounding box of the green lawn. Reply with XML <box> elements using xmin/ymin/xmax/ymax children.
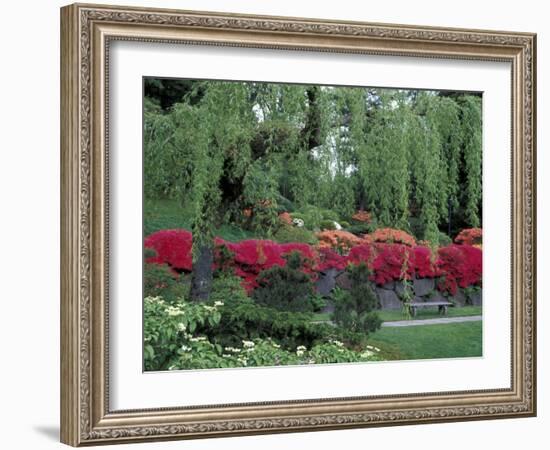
<box><xmin>144</xmin><ymin>198</ymin><xmax>260</xmax><ymax>241</ymax></box>
<box><xmin>312</xmin><ymin>306</ymin><xmax>481</xmax><ymax>323</ymax></box>
<box><xmin>368</xmin><ymin>321</ymin><xmax>483</xmax><ymax>360</ymax></box>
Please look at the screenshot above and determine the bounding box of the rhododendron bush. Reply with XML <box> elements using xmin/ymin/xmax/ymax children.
<box><xmin>370</xmin><ymin>228</ymin><xmax>416</xmax><ymax>247</ymax></box>
<box><xmin>455</xmin><ymin>228</ymin><xmax>483</xmax><ymax>246</ymax></box>
<box><xmin>145</xmin><ymin>229</ymin><xmax>481</xmax><ymax>295</ymax></box>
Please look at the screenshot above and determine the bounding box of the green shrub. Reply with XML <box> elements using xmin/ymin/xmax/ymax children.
<box><xmin>346</xmin><ymin>223</ymin><xmax>371</xmax><ymax>235</ymax></box>
<box><xmin>320</xmin><ymin>219</ymin><xmax>337</xmax><ymax>230</ymax></box>
<box><xmin>437</xmin><ymin>232</ymin><xmax>453</xmax><ymax>247</ymax></box>
<box><xmin>339</xmin><ymin>220</ymin><xmax>351</xmax><ymax>229</ymax></box>
<box><xmin>331</xmin><ymin>264</ymin><xmax>382</xmax><ymax>336</ymax></box>
<box><xmin>291</xmin><ymin>206</ymin><xmax>340</xmax><ymax>230</ymax></box>
<box><xmin>252</xmin><ymin>252</ymin><xmax>315</xmax><ymax>313</ymax></box>
<box><xmin>308</xmin><ymin>293</ymin><xmax>328</xmax><ymax>312</ymax></box>
<box><xmin>143</xmin><ymin>263</ymin><xmax>188</xmax><ymax>304</ymax></box>
<box><xmin>273</xmin><ymin>225</ymin><xmax>318</xmax><ymax>245</ymax></box>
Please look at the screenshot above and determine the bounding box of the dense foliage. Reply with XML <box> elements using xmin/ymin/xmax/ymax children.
<box><xmin>144</xmin><ymin>80</ymin><xmax>482</xmax><ymax>246</ymax></box>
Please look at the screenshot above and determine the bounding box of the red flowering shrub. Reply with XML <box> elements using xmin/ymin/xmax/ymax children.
<box><xmin>144</xmin><ymin>229</ymin><xmax>193</xmax><ymax>271</ymax></box>
<box><xmin>436</xmin><ymin>244</ymin><xmax>482</xmax><ymax>294</ymax></box>
<box><xmin>221</xmin><ymin>239</ymin><xmax>318</xmax><ymax>292</ymax></box>
<box><xmin>455</xmin><ymin>228</ymin><xmax>483</xmax><ymax>246</ymax></box>
<box><xmin>346</xmin><ymin>244</ymin><xmax>376</xmax><ymax>267</ymax></box>
<box><xmin>370</xmin><ymin>244</ymin><xmax>414</xmax><ymax>285</ymax></box>
<box><xmin>143</xmin><ymin>228</ymin><xmax>482</xmax><ymax>295</ymax></box>
<box><xmin>413</xmin><ymin>246</ymin><xmax>441</xmax><ymax>279</ymax></box>
<box><xmin>369</xmin><ymin>228</ymin><xmax>416</xmax><ymax>247</ymax></box>
<box><xmin>317</xmin><ymin>247</ymin><xmax>348</xmax><ymax>271</ymax></box>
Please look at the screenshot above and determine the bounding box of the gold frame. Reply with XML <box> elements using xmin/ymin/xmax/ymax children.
<box><xmin>60</xmin><ymin>2</ymin><xmax>537</xmax><ymax>446</ymax></box>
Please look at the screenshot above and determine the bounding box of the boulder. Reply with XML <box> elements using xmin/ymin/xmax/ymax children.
<box><xmin>382</xmin><ymin>280</ymin><xmax>395</xmax><ymax>290</ymax></box>
<box><xmin>335</xmin><ymin>271</ymin><xmax>352</xmax><ymax>290</ymax></box>
<box><xmin>315</xmin><ymin>268</ymin><xmax>339</xmax><ymax>296</ymax></box>
<box><xmin>413</xmin><ymin>277</ymin><xmax>435</xmax><ymax>297</ymax></box>
<box><xmin>450</xmin><ymin>288</ymin><xmax>467</xmax><ymax>307</ymax></box>
<box><xmin>375</xmin><ymin>288</ymin><xmax>402</xmax><ymax>310</ymax></box>
<box><xmin>429</xmin><ymin>290</ymin><xmax>448</xmax><ymax>303</ymax></box>
<box><xmin>469</xmin><ymin>289</ymin><xmax>482</xmax><ymax>306</ymax></box>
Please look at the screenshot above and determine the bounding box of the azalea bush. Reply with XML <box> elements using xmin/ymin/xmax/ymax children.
<box><xmin>455</xmin><ymin>228</ymin><xmax>483</xmax><ymax>246</ymax></box>
<box><xmin>144</xmin><ymin>228</ymin><xmax>482</xmax><ymax>296</ymax></box>
<box><xmin>316</xmin><ymin>230</ymin><xmax>370</xmax><ymax>253</ymax></box>
<box><xmin>370</xmin><ymin>228</ymin><xmax>416</xmax><ymax>247</ymax></box>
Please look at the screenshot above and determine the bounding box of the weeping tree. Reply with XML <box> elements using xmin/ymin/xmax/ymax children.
<box><xmin>147</xmin><ymin>80</ymin><xmax>327</xmax><ymax>301</ymax></box>
<box><xmin>144</xmin><ymin>79</ymin><xmax>483</xmax><ymax>300</ymax></box>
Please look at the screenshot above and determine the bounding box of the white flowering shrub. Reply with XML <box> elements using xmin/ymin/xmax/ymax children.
<box><xmin>145</xmin><ymin>294</ymin><xmax>384</xmax><ymax>371</ymax></box>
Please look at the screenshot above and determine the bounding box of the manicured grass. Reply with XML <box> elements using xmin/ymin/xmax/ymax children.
<box><xmin>377</xmin><ymin>305</ymin><xmax>482</xmax><ymax>322</ymax></box>
<box><xmin>144</xmin><ymin>198</ymin><xmax>260</xmax><ymax>241</ymax></box>
<box><xmin>312</xmin><ymin>306</ymin><xmax>482</xmax><ymax>323</ymax></box>
<box><xmin>368</xmin><ymin>321</ymin><xmax>483</xmax><ymax>360</ymax></box>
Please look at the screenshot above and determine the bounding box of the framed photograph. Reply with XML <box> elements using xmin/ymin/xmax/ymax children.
<box><xmin>60</xmin><ymin>3</ymin><xmax>537</xmax><ymax>446</ymax></box>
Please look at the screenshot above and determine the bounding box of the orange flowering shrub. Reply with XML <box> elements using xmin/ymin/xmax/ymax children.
<box><xmin>370</xmin><ymin>228</ymin><xmax>416</xmax><ymax>247</ymax></box>
<box><xmin>351</xmin><ymin>210</ymin><xmax>372</xmax><ymax>223</ymax></box>
<box><xmin>455</xmin><ymin>228</ymin><xmax>482</xmax><ymax>246</ymax></box>
<box><xmin>278</xmin><ymin>212</ymin><xmax>293</xmax><ymax>225</ymax></box>
<box><xmin>316</xmin><ymin>230</ymin><xmax>370</xmax><ymax>253</ymax></box>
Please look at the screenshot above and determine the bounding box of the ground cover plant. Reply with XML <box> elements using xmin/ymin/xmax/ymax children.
<box><xmin>143</xmin><ymin>78</ymin><xmax>483</xmax><ymax>371</ymax></box>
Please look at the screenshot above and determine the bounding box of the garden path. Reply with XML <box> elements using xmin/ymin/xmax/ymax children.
<box><xmin>381</xmin><ymin>315</ymin><xmax>482</xmax><ymax>327</ymax></box>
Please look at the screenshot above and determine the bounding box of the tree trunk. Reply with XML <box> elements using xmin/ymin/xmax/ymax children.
<box><xmin>189</xmin><ymin>244</ymin><xmax>214</xmax><ymax>302</ymax></box>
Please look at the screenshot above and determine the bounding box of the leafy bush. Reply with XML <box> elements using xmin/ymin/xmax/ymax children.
<box><xmin>346</xmin><ymin>223</ymin><xmax>372</xmax><ymax>236</ymax></box>
<box><xmin>252</xmin><ymin>252</ymin><xmax>315</xmax><ymax>312</ymax></box>
<box><xmin>339</xmin><ymin>220</ymin><xmax>351</xmax><ymax>228</ymax></box>
<box><xmin>273</xmin><ymin>225</ymin><xmax>318</xmax><ymax>245</ymax></box>
<box><xmin>143</xmin><ymin>296</ymin><xmax>223</xmax><ymax>371</ymax></box>
<box><xmin>437</xmin><ymin>232</ymin><xmax>453</xmax><ymax>247</ymax></box>
<box><xmin>144</xmin><ymin>262</ymin><xmax>188</xmax><ymax>304</ymax></box>
<box><xmin>332</xmin><ymin>264</ymin><xmax>382</xmax><ymax>336</ymax></box>
<box><xmin>320</xmin><ymin>219</ymin><xmax>337</xmax><ymax>231</ymax></box>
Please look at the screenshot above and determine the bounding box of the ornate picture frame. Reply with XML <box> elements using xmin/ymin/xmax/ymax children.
<box><xmin>60</xmin><ymin>3</ymin><xmax>536</xmax><ymax>446</ymax></box>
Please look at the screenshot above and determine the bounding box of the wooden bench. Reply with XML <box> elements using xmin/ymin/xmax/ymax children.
<box><xmin>408</xmin><ymin>301</ymin><xmax>453</xmax><ymax>317</ymax></box>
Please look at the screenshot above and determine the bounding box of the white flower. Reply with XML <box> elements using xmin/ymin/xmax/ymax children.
<box><xmin>224</xmin><ymin>347</ymin><xmax>241</xmax><ymax>353</ymax></box>
<box><xmin>242</xmin><ymin>340</ymin><xmax>255</xmax><ymax>348</ymax></box>
<box><xmin>296</xmin><ymin>345</ymin><xmax>307</xmax><ymax>351</ymax></box>
<box><xmin>366</xmin><ymin>345</ymin><xmax>380</xmax><ymax>352</ymax></box>
<box><xmin>203</xmin><ymin>305</ymin><xmax>216</xmax><ymax>312</ymax></box>
<box><xmin>292</xmin><ymin>218</ymin><xmax>304</xmax><ymax>228</ymax></box>
<box><xmin>271</xmin><ymin>342</ymin><xmax>281</xmax><ymax>349</ymax></box>
<box><xmin>177</xmin><ymin>323</ymin><xmax>186</xmax><ymax>332</ymax></box>
<box><xmin>361</xmin><ymin>350</ymin><xmax>374</xmax><ymax>358</ymax></box>
<box><xmin>329</xmin><ymin>339</ymin><xmax>344</xmax><ymax>348</ymax></box>
<box><xmin>333</xmin><ymin>221</ymin><xmax>342</xmax><ymax>230</ymax></box>
<box><xmin>189</xmin><ymin>336</ymin><xmax>207</xmax><ymax>342</ymax></box>
<box><xmin>296</xmin><ymin>350</ymin><xmax>305</xmax><ymax>357</ymax></box>
<box><xmin>180</xmin><ymin>345</ymin><xmax>191</xmax><ymax>352</ymax></box>
<box><xmin>214</xmin><ymin>301</ymin><xmax>224</xmax><ymax>307</ymax></box>
<box><xmin>165</xmin><ymin>306</ymin><xmax>184</xmax><ymax>316</ymax></box>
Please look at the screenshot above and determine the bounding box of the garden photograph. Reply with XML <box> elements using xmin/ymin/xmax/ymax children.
<box><xmin>142</xmin><ymin>77</ymin><xmax>483</xmax><ymax>372</ymax></box>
